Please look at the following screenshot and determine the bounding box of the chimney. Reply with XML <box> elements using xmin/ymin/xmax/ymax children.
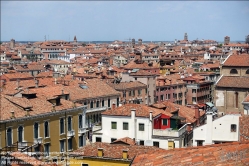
<box><xmin>131</xmin><ymin>109</ymin><xmax>136</xmax><ymax>140</ymax></box>
<box><xmin>61</xmin><ymin>89</ymin><xmax>64</xmax><ymax>95</ymax></box>
<box><xmin>205</xmin><ymin>111</ymin><xmax>213</xmax><ymax>145</ymax></box>
<box><xmin>10</xmin><ymin>111</ymin><xmax>15</xmax><ymax>119</ymax></box>
<box><xmin>35</xmin><ymin>79</ymin><xmax>39</xmax><ymax>88</ymax></box>
<box><xmin>112</xmin><ymin>102</ymin><xmax>116</xmax><ymax>110</ymax></box>
<box><xmin>195</xmin><ymin>106</ymin><xmax>200</xmax><ymax>126</ymax></box>
<box><xmin>97</xmin><ymin>148</ymin><xmax>103</xmax><ymax>157</ymax></box>
<box><xmin>51</xmin><ymin>105</ymin><xmax>56</xmax><ymax>112</ymax></box>
<box><xmin>186</xmin><ymin>123</ymin><xmax>192</xmax><ymax>132</ymax></box>
<box><xmin>26</xmin><ymin>109</ymin><xmax>30</xmax><ymax>116</ymax></box>
<box><xmin>148</xmin><ymin>111</ymin><xmax>153</xmax><ymax>140</ymax></box>
<box><xmin>122</xmin><ymin>149</ymin><xmax>128</xmax><ymax>159</ymax></box>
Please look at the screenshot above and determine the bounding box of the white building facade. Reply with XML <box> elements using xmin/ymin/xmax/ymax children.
<box><xmin>193</xmin><ymin>112</ymin><xmax>240</xmax><ymax>146</ymax></box>
<box><xmin>92</xmin><ymin>109</ymin><xmax>186</xmax><ymax>150</ymax></box>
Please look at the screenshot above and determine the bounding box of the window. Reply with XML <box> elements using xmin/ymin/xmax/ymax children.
<box><xmin>117</xmin><ymin>97</ymin><xmax>119</xmax><ymax>106</ymax></box>
<box><xmin>111</xmin><ymin>138</ymin><xmax>117</xmax><ymax>142</ymax></box>
<box><xmin>140</xmin><ymin>140</ymin><xmax>144</xmax><ymax>145</ymax></box>
<box><xmin>68</xmin><ymin>138</ymin><xmax>73</xmax><ymax>150</ymax></box>
<box><xmin>123</xmin><ymin>122</ymin><xmax>129</xmax><ymax>130</ymax></box>
<box><xmin>90</xmin><ymin>101</ymin><xmax>93</xmax><ymax>108</ymax></box>
<box><xmin>108</xmin><ymin>99</ymin><xmax>111</xmax><ymax>107</ymax></box>
<box><xmin>96</xmin><ymin>137</ymin><xmax>102</xmax><ymax>142</ymax></box>
<box><xmin>44</xmin><ymin>121</ymin><xmax>49</xmax><ymax>138</ymax></box>
<box><xmin>231</xmin><ymin>124</ymin><xmax>237</xmax><ymax>132</ymax></box>
<box><xmin>7</xmin><ymin>128</ymin><xmax>12</xmax><ymax>146</ymax></box>
<box><xmin>192</xmin><ymin>89</ymin><xmax>196</xmax><ymax>93</ymax></box>
<box><xmin>162</xmin><ymin>119</ymin><xmax>168</xmax><ymax>126</ymax></box>
<box><xmin>60</xmin><ymin>140</ymin><xmax>65</xmax><ymax>152</ymax></box>
<box><xmin>34</xmin><ymin>123</ymin><xmax>39</xmax><ymax>139</ymax></box>
<box><xmin>160</xmin><ymin>95</ymin><xmax>164</xmax><ymax>101</ymax></box>
<box><xmin>96</xmin><ymin>101</ymin><xmax>99</xmax><ymax>108</ymax></box>
<box><xmin>68</xmin><ymin>117</ymin><xmax>72</xmax><ymax>131</ymax></box>
<box><xmin>102</xmin><ymin>100</ymin><xmax>105</xmax><ymax>107</ymax></box>
<box><xmin>145</xmin><ymin>88</ymin><xmax>148</xmax><ymax>94</ymax></box>
<box><xmin>44</xmin><ymin>144</ymin><xmax>50</xmax><ymax>156</ymax></box>
<box><xmin>230</xmin><ymin>69</ymin><xmax>238</xmax><ymax>74</ymax></box>
<box><xmin>246</xmin><ymin>69</ymin><xmax>249</xmax><ymax>74</ymax></box>
<box><xmin>79</xmin><ymin>115</ymin><xmax>82</xmax><ymax>129</ymax></box>
<box><xmin>129</xmin><ymin>91</ymin><xmax>132</xmax><ymax>96</ymax></box>
<box><xmin>60</xmin><ymin>118</ymin><xmax>64</xmax><ymax>134</ymax></box>
<box><xmin>153</xmin><ymin>141</ymin><xmax>159</xmax><ymax>147</ymax></box>
<box><xmin>111</xmin><ymin>122</ymin><xmax>117</xmax><ymax>129</ymax></box>
<box><xmin>192</xmin><ymin>97</ymin><xmax>196</xmax><ymax>102</ymax></box>
<box><xmin>235</xmin><ymin>92</ymin><xmax>238</xmax><ymax>108</ymax></box>
<box><xmin>18</xmin><ymin>126</ymin><xmax>23</xmax><ymax>142</ymax></box>
<box><xmin>79</xmin><ymin>136</ymin><xmax>84</xmax><ymax>147</ymax></box>
<box><xmin>139</xmin><ymin>123</ymin><xmax>144</xmax><ymax>131</ymax></box>
<box><xmin>82</xmin><ymin>164</ymin><xmax>89</xmax><ymax>166</ymax></box>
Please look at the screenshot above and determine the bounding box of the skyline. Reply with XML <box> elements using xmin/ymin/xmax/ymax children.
<box><xmin>1</xmin><ymin>1</ymin><xmax>249</xmax><ymax>41</ymax></box>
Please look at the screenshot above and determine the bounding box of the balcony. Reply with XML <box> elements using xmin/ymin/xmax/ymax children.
<box><xmin>34</xmin><ymin>137</ymin><xmax>43</xmax><ymax>144</ymax></box>
<box><xmin>93</xmin><ymin>125</ymin><xmax>102</xmax><ymax>131</ymax></box>
<box><xmin>87</xmin><ymin>106</ymin><xmax>107</xmax><ymax>113</ymax></box>
<box><xmin>67</xmin><ymin>130</ymin><xmax>75</xmax><ymax>137</ymax></box>
<box><xmin>18</xmin><ymin>141</ymin><xmax>28</xmax><ymax>148</ymax></box>
<box><xmin>153</xmin><ymin>124</ymin><xmax>187</xmax><ymax>137</ymax></box>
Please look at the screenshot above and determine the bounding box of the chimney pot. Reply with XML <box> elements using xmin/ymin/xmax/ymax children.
<box><xmin>98</xmin><ymin>148</ymin><xmax>103</xmax><ymax>157</ymax></box>
<box><xmin>112</xmin><ymin>102</ymin><xmax>116</xmax><ymax>110</ymax></box>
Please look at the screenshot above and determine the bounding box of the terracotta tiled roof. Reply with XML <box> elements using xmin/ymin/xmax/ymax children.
<box><xmin>129</xmin><ymin>69</ymin><xmax>158</xmax><ymax>76</ymax></box>
<box><xmin>132</xmin><ymin>141</ymin><xmax>249</xmax><ymax>166</ymax></box>
<box><xmin>111</xmin><ymin>137</ymin><xmax>136</xmax><ymax>145</ymax></box>
<box><xmin>243</xmin><ymin>94</ymin><xmax>249</xmax><ymax>103</ymax></box>
<box><xmin>223</xmin><ymin>53</ymin><xmax>249</xmax><ymax>67</ymax></box>
<box><xmin>10</xmin><ymin>151</ymin><xmax>56</xmax><ymax>166</ymax></box>
<box><xmin>2</xmin><ymin>73</ymin><xmax>33</xmax><ymax>80</ymax></box>
<box><xmin>107</xmin><ymin>81</ymin><xmax>146</xmax><ymax>90</ymax></box>
<box><xmin>160</xmin><ymin>101</ymin><xmax>205</xmax><ymax>123</ymax></box>
<box><xmin>239</xmin><ymin>115</ymin><xmax>249</xmax><ymax>142</ymax></box>
<box><xmin>72</xmin><ymin>142</ymin><xmax>166</xmax><ymax>160</ymax></box>
<box><xmin>0</xmin><ymin>94</ymin><xmax>80</xmax><ymax>121</ymax></box>
<box><xmin>102</xmin><ymin>104</ymin><xmax>173</xmax><ymax>118</ymax></box>
<box><xmin>216</xmin><ymin>76</ymin><xmax>249</xmax><ymax>89</ymax></box>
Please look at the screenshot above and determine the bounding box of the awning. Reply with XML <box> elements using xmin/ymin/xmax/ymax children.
<box><xmin>206</xmin><ymin>102</ymin><xmax>214</xmax><ymax>107</ymax></box>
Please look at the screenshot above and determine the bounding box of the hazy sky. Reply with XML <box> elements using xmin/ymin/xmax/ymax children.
<box><xmin>1</xmin><ymin>1</ymin><xmax>249</xmax><ymax>41</ymax></box>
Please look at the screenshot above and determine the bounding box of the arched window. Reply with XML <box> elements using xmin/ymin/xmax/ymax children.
<box><xmin>7</xmin><ymin>128</ymin><xmax>12</xmax><ymax>146</ymax></box>
<box><xmin>230</xmin><ymin>69</ymin><xmax>238</xmax><ymax>74</ymax></box>
<box><xmin>68</xmin><ymin>117</ymin><xmax>72</xmax><ymax>131</ymax></box>
<box><xmin>34</xmin><ymin>123</ymin><xmax>39</xmax><ymax>139</ymax></box>
<box><xmin>79</xmin><ymin>115</ymin><xmax>82</xmax><ymax>129</ymax></box>
<box><xmin>44</xmin><ymin>121</ymin><xmax>49</xmax><ymax>138</ymax></box>
<box><xmin>246</xmin><ymin>69</ymin><xmax>249</xmax><ymax>74</ymax></box>
<box><xmin>18</xmin><ymin>126</ymin><xmax>23</xmax><ymax>142</ymax></box>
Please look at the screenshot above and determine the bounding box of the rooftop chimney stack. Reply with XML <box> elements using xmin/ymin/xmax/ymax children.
<box><xmin>97</xmin><ymin>148</ymin><xmax>103</xmax><ymax>157</ymax></box>
<box><xmin>35</xmin><ymin>79</ymin><xmax>39</xmax><ymax>88</ymax></box>
<box><xmin>122</xmin><ymin>149</ymin><xmax>128</xmax><ymax>159</ymax></box>
<box><xmin>10</xmin><ymin>111</ymin><xmax>15</xmax><ymax>119</ymax></box>
<box><xmin>195</xmin><ymin>106</ymin><xmax>200</xmax><ymax>126</ymax></box>
<box><xmin>112</xmin><ymin>102</ymin><xmax>116</xmax><ymax>110</ymax></box>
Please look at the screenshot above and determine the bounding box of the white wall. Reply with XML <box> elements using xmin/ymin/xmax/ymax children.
<box><xmin>92</xmin><ymin>114</ymin><xmax>180</xmax><ymax>149</ymax></box>
<box><xmin>193</xmin><ymin>114</ymin><xmax>240</xmax><ymax>146</ymax></box>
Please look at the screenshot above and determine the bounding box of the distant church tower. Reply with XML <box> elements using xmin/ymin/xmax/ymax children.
<box><xmin>224</xmin><ymin>36</ymin><xmax>230</xmax><ymax>45</ymax></box>
<box><xmin>10</xmin><ymin>39</ymin><xmax>15</xmax><ymax>49</ymax></box>
<box><xmin>74</xmin><ymin>36</ymin><xmax>77</xmax><ymax>43</ymax></box>
<box><xmin>184</xmin><ymin>33</ymin><xmax>188</xmax><ymax>41</ymax></box>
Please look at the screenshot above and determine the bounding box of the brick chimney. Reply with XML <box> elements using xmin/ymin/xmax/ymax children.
<box><xmin>195</xmin><ymin>106</ymin><xmax>200</xmax><ymax>126</ymax></box>
<box><xmin>112</xmin><ymin>102</ymin><xmax>116</xmax><ymax>110</ymax></box>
